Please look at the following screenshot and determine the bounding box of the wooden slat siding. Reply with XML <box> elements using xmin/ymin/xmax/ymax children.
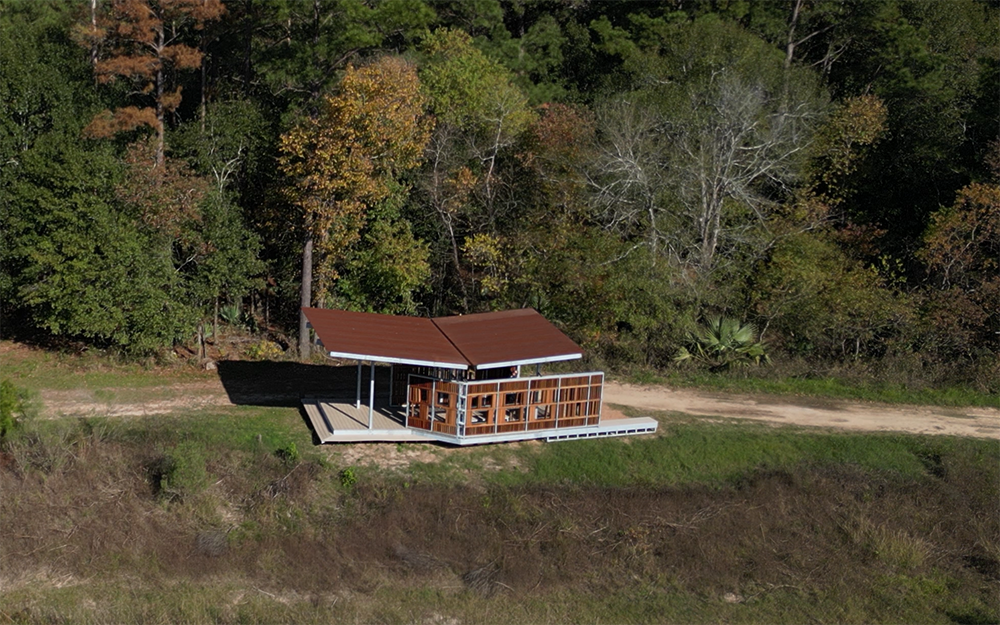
<box><xmin>465</xmin><ymin>424</ymin><xmax>495</xmax><ymax>436</ymax></box>
<box><xmin>409</xmin><ymin>417</ymin><xmax>432</xmax><ymax>431</ymax></box>
<box><xmin>404</xmin><ymin>372</ymin><xmax>605</xmax><ymax>439</ymax></box>
<box><xmin>432</xmin><ymin>422</ymin><xmax>457</xmax><ymax>435</ymax></box>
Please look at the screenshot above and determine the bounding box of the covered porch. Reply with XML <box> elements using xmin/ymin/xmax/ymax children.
<box><xmin>300</xmin><ymin>307</ymin><xmax>657</xmax><ymax>445</ymax></box>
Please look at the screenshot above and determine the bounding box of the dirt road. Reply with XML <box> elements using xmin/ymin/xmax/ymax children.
<box><xmin>36</xmin><ymin>373</ymin><xmax>1000</xmax><ymax>440</ymax></box>
<box><xmin>604</xmin><ymin>382</ymin><xmax>1000</xmax><ymax>439</ymax></box>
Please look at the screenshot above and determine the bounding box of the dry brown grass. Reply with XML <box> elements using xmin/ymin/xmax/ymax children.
<box><xmin>1</xmin><ymin>419</ymin><xmax>997</xmax><ymax>624</ymax></box>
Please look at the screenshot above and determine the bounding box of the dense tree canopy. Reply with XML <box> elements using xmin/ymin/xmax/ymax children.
<box><xmin>1</xmin><ymin>0</ymin><xmax>996</xmax><ymax>390</ymax></box>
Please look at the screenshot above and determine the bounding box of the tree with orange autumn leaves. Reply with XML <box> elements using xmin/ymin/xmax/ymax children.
<box><xmin>75</xmin><ymin>0</ymin><xmax>225</xmax><ymax>166</ymax></box>
<box><xmin>279</xmin><ymin>56</ymin><xmax>431</xmax><ymax>357</ymax></box>
<box><xmin>917</xmin><ymin>146</ymin><xmax>1000</xmax><ymax>360</ymax></box>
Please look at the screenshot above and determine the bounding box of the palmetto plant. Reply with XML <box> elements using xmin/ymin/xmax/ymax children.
<box><xmin>674</xmin><ymin>317</ymin><xmax>769</xmax><ymax>371</ymax></box>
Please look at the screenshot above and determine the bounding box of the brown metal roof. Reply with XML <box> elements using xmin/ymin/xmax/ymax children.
<box><xmin>302</xmin><ymin>308</ymin><xmax>469</xmax><ymax>369</ymax></box>
<box><xmin>303</xmin><ymin>307</ymin><xmax>583</xmax><ymax>370</ymax></box>
<box><xmin>433</xmin><ymin>308</ymin><xmax>582</xmax><ymax>369</ymax></box>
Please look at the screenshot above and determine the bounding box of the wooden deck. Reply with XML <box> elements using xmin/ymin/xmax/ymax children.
<box><xmin>300</xmin><ymin>370</ymin><xmax>657</xmax><ymax>445</ymax></box>
<box><xmin>302</xmin><ymin>395</ymin><xmax>657</xmax><ymax>445</ymax></box>
<box><xmin>302</xmin><ymin>397</ymin><xmax>431</xmax><ymax>443</ymax></box>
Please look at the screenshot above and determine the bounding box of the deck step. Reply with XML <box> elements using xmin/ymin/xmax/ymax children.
<box><xmin>302</xmin><ymin>400</ymin><xmax>334</xmax><ymax>442</ymax></box>
<box><xmin>545</xmin><ymin>417</ymin><xmax>658</xmax><ymax>442</ymax></box>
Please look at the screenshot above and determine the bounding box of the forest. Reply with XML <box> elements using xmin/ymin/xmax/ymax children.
<box><xmin>1</xmin><ymin>0</ymin><xmax>997</xmax><ymax>392</ymax></box>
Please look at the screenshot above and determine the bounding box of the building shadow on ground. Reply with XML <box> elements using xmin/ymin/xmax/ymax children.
<box><xmin>216</xmin><ymin>360</ymin><xmax>391</xmax><ymax>407</ymax></box>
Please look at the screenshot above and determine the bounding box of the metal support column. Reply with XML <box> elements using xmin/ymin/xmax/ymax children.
<box><xmin>430</xmin><ymin>379</ymin><xmax>437</xmax><ymax>428</ymax></box>
<box><xmin>585</xmin><ymin>374</ymin><xmax>593</xmax><ymax>424</ymax></box>
<box><xmin>524</xmin><ymin>379</ymin><xmax>531</xmax><ymax>432</ymax></box>
<box><xmin>493</xmin><ymin>381</ymin><xmax>500</xmax><ymax>434</ymax></box>
<box><xmin>355</xmin><ymin>362</ymin><xmax>362</xmax><ymax>409</ymax></box>
<box><xmin>554</xmin><ymin>376</ymin><xmax>561</xmax><ymax>429</ymax></box>
<box><xmin>597</xmin><ymin>373</ymin><xmax>604</xmax><ymax>421</ymax></box>
<box><xmin>368</xmin><ymin>361</ymin><xmax>375</xmax><ymax>429</ymax></box>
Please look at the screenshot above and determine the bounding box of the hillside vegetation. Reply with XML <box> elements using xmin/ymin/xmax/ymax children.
<box><xmin>1</xmin><ymin>0</ymin><xmax>997</xmax><ymax>392</ymax></box>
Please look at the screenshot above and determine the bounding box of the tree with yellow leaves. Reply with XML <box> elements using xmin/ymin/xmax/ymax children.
<box><xmin>279</xmin><ymin>56</ymin><xmax>431</xmax><ymax>357</ymax></box>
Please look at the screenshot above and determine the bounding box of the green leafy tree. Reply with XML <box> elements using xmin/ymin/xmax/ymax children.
<box><xmin>753</xmin><ymin>231</ymin><xmax>910</xmax><ymax>360</ymax></box>
<box><xmin>8</xmin><ymin>137</ymin><xmax>193</xmax><ymax>354</ymax></box>
<box><xmin>335</xmin><ymin>205</ymin><xmax>431</xmax><ymax>315</ymax></box>
<box><xmin>1</xmin><ymin>3</ymin><xmax>193</xmax><ymax>354</ymax></box>
<box><xmin>821</xmin><ymin>0</ymin><xmax>998</xmax><ymax>256</ymax></box>
<box><xmin>250</xmin><ymin>0</ymin><xmax>435</xmax><ymax>111</ymax></box>
<box><xmin>418</xmin><ymin>28</ymin><xmax>533</xmax><ymax>311</ymax></box>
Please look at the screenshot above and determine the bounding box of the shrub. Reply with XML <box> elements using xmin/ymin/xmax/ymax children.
<box><xmin>0</xmin><ymin>379</ymin><xmax>30</xmax><ymax>441</ymax></box>
<box><xmin>151</xmin><ymin>442</ymin><xmax>209</xmax><ymax>500</ymax></box>
<box><xmin>340</xmin><ymin>467</ymin><xmax>358</xmax><ymax>488</ymax></box>
<box><xmin>274</xmin><ymin>442</ymin><xmax>300</xmax><ymax>467</ymax></box>
<box><xmin>674</xmin><ymin>317</ymin><xmax>768</xmax><ymax>371</ymax></box>
<box><xmin>245</xmin><ymin>339</ymin><xmax>283</xmax><ymax>361</ymax></box>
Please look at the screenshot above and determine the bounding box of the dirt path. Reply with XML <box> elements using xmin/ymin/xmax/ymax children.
<box><xmin>604</xmin><ymin>382</ymin><xmax>1000</xmax><ymax>439</ymax></box>
<box><xmin>35</xmin><ymin>376</ymin><xmax>999</xmax><ymax>440</ymax></box>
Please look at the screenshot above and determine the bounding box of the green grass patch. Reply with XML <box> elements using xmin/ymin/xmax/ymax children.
<box><xmin>2</xmin><ymin>573</ymin><xmax>994</xmax><ymax>625</ymax></box>
<box><xmin>398</xmin><ymin>414</ymin><xmax>999</xmax><ymax>491</ymax></box>
<box><xmin>13</xmin><ymin>405</ymin><xmax>317</xmax><ymax>470</ymax></box>
<box><xmin>0</xmin><ymin>341</ymin><xmax>209</xmax><ymax>392</ymax></box>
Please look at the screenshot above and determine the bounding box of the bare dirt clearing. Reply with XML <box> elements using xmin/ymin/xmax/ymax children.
<box><xmin>604</xmin><ymin>382</ymin><xmax>1000</xmax><ymax>439</ymax></box>
<box><xmin>31</xmin><ymin>367</ymin><xmax>999</xmax><ymax>439</ymax></box>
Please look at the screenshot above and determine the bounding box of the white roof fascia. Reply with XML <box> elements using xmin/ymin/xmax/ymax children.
<box><xmin>325</xmin><ymin>350</ymin><xmax>469</xmax><ymax>370</ymax></box>
<box><xmin>473</xmin><ymin>352</ymin><xmax>582</xmax><ymax>371</ymax></box>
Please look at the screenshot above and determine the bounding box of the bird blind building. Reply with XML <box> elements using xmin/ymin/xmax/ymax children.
<box><xmin>300</xmin><ymin>307</ymin><xmax>657</xmax><ymax>445</ymax></box>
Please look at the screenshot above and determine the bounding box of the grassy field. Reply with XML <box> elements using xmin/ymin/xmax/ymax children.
<box><xmin>1</xmin><ymin>403</ymin><xmax>997</xmax><ymax>624</ymax></box>
<box><xmin>1</xmin><ymin>342</ymin><xmax>998</xmax><ymax>623</ymax></box>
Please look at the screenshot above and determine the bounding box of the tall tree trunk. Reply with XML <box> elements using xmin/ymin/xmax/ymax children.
<box><xmin>89</xmin><ymin>0</ymin><xmax>99</xmax><ymax>69</ymax></box>
<box><xmin>200</xmin><ymin>31</ymin><xmax>207</xmax><ymax>135</ymax></box>
<box><xmin>154</xmin><ymin>26</ymin><xmax>165</xmax><ymax>168</ymax></box>
<box><xmin>298</xmin><ymin>229</ymin><xmax>314</xmax><ymax>359</ymax></box>
<box><xmin>784</xmin><ymin>0</ymin><xmax>803</xmax><ymax>70</ymax></box>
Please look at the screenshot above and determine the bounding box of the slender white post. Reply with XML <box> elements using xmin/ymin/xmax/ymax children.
<box><xmin>368</xmin><ymin>361</ymin><xmax>375</xmax><ymax>429</ymax></box>
<box><xmin>524</xmin><ymin>378</ymin><xmax>531</xmax><ymax>431</ymax></box>
<box><xmin>555</xmin><ymin>376</ymin><xmax>561</xmax><ymax>429</ymax></box>
<box><xmin>355</xmin><ymin>362</ymin><xmax>362</xmax><ymax>409</ymax></box>
<box><xmin>585</xmin><ymin>374</ymin><xmax>593</xmax><ymax>424</ymax></box>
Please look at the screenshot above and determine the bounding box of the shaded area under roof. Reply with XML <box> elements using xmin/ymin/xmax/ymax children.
<box><xmin>433</xmin><ymin>309</ymin><xmax>583</xmax><ymax>369</ymax></box>
<box><xmin>302</xmin><ymin>307</ymin><xmax>583</xmax><ymax>370</ymax></box>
